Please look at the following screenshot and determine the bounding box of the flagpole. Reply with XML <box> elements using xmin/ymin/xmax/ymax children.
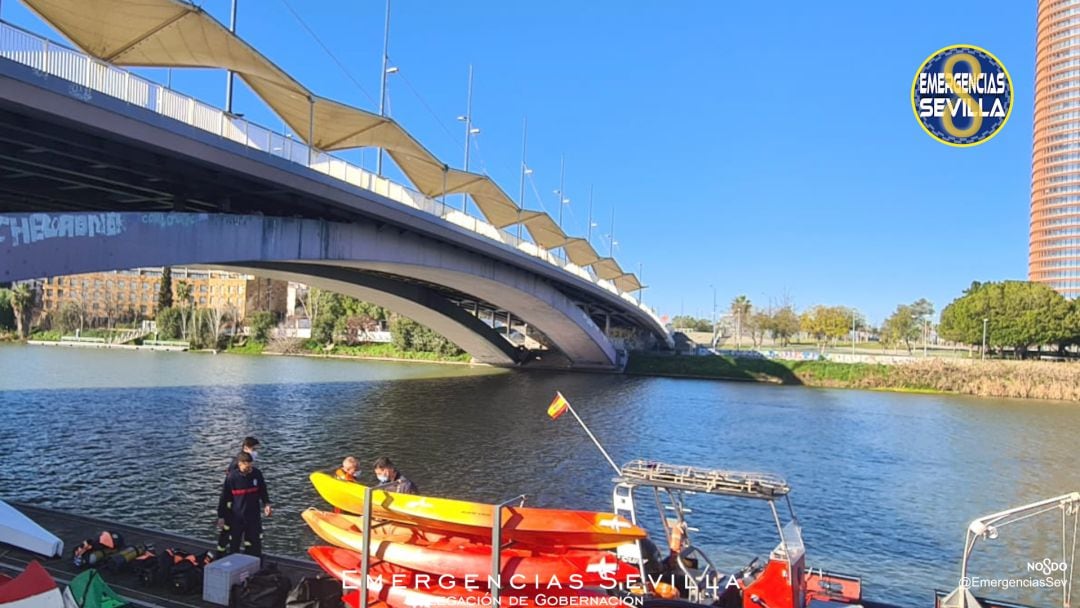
<box><xmin>564</xmin><ymin>403</ymin><xmax>621</xmax><ymax>476</ymax></box>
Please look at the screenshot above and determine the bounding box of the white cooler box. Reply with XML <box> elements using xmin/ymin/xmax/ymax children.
<box><xmin>203</xmin><ymin>553</ymin><xmax>262</xmax><ymax>605</ymax></box>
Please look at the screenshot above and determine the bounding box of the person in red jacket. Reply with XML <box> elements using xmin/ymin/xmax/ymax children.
<box><xmin>216</xmin><ymin>452</ymin><xmax>272</xmax><ymax>557</ymax></box>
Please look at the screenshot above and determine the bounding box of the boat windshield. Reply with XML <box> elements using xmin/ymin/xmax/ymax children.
<box><xmin>773</xmin><ymin>518</ymin><xmax>805</xmax><ymax>562</ymax></box>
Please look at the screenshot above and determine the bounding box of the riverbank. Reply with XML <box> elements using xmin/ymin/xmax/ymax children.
<box><xmin>226</xmin><ymin>340</ymin><xmax>474</xmax><ymax>364</ymax></box>
<box><xmin>627</xmin><ymin>353</ymin><xmax>1080</xmax><ymax>401</ymax></box>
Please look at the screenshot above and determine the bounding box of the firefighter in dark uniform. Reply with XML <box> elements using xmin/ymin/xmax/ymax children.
<box><xmin>216</xmin><ymin>451</ymin><xmax>272</xmax><ymax>557</ymax></box>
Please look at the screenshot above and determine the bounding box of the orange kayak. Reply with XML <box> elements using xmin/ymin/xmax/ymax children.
<box><xmin>302</xmin><ymin>508</ymin><xmax>447</xmax><ymax>546</ymax></box>
<box><xmin>310</xmin><ymin>472</ymin><xmax>646</xmax><ymax>549</ymax></box>
<box><xmin>302</xmin><ymin>509</ymin><xmax>638</xmax><ymax>586</ymax></box>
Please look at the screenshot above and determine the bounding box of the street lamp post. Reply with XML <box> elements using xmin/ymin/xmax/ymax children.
<box><xmin>517</xmin><ymin>117</ymin><xmax>528</xmax><ymax>241</ymax></box>
<box><xmin>376</xmin><ymin>0</ymin><xmax>392</xmax><ymax>177</ymax></box>
<box><xmin>638</xmin><ymin>263</ymin><xmax>644</xmax><ymax>306</ymax></box>
<box><xmin>457</xmin><ymin>65</ymin><xmax>479</xmax><ymax>213</ymax></box>
<box><xmin>587</xmin><ymin>185</ymin><xmax>595</xmax><ymax>243</ymax></box>
<box><xmin>225</xmin><ymin>0</ymin><xmax>239</xmax><ymax>113</ymax></box>
<box><xmin>711</xmin><ymin>285</ymin><xmax>717</xmax><ymax>348</ymax></box>
<box><xmin>608</xmin><ymin>205</ymin><xmax>616</xmax><ymax>257</ymax></box>
<box><xmin>852</xmin><ymin>313</ymin><xmax>856</xmax><ymax>355</ymax></box>
<box><xmin>982</xmin><ymin>318</ymin><xmax>989</xmax><ymax>360</ymax></box>
<box><xmin>555</xmin><ymin>155</ymin><xmax>569</xmax><ymax>227</ymax></box>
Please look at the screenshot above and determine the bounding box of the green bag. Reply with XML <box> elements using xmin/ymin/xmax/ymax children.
<box><xmin>63</xmin><ymin>570</ymin><xmax>128</xmax><ymax>608</ymax></box>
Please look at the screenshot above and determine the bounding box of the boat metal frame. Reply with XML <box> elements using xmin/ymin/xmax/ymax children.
<box><xmin>351</xmin><ymin>480</ymin><xmax>528</xmax><ymax>608</ymax></box>
<box><xmin>612</xmin><ymin>460</ymin><xmax>807</xmax><ymax>606</ymax></box>
<box><xmin>938</xmin><ymin>492</ymin><xmax>1079</xmax><ymax>608</ymax></box>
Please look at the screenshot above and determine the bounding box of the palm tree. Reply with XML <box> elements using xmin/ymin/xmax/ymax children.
<box><xmin>11</xmin><ymin>284</ymin><xmax>36</xmax><ymax>339</ymax></box>
<box><xmin>176</xmin><ymin>281</ymin><xmax>193</xmax><ymax>340</ymax></box>
<box><xmin>730</xmin><ymin>295</ymin><xmax>752</xmax><ymax>350</ymax></box>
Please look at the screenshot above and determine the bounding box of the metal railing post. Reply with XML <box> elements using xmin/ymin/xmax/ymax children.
<box><xmin>491</xmin><ymin>494</ymin><xmax>526</xmax><ymax>608</ymax></box>
<box><xmin>359</xmin><ymin>481</ymin><xmax>392</xmax><ymax>608</ymax></box>
<box><xmin>359</xmin><ymin>485</ymin><xmax>374</xmax><ymax>608</ymax></box>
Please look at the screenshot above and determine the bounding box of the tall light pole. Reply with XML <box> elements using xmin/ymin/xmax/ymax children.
<box><xmin>517</xmin><ymin>116</ymin><xmax>530</xmax><ymax>241</ymax></box>
<box><xmin>457</xmin><ymin>65</ymin><xmax>479</xmax><ymax>213</ymax></box>
<box><xmin>711</xmin><ymin>285</ymin><xmax>717</xmax><ymax>347</ymax></box>
<box><xmin>587</xmin><ymin>185</ymin><xmax>595</xmax><ymax>243</ymax></box>
<box><xmin>637</xmin><ymin>263</ymin><xmax>645</xmax><ymax>305</ymax></box>
<box><xmin>555</xmin><ymin>155</ymin><xmax>569</xmax><ymax>227</ymax></box>
<box><xmin>376</xmin><ymin>0</ymin><xmax>392</xmax><ymax>176</ymax></box>
<box><xmin>225</xmin><ymin>0</ymin><xmax>238</xmax><ymax>113</ymax></box>
<box><xmin>923</xmin><ymin>318</ymin><xmax>929</xmax><ymax>357</ymax></box>
<box><xmin>608</xmin><ymin>205</ymin><xmax>616</xmax><ymax>257</ymax></box>
<box><xmin>982</xmin><ymin>318</ymin><xmax>989</xmax><ymax>360</ymax></box>
<box><xmin>851</xmin><ymin>312</ymin><xmax>856</xmax><ymax>355</ymax></box>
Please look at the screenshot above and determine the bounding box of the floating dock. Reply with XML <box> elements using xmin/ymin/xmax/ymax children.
<box><xmin>0</xmin><ymin>503</ymin><xmax>320</xmax><ymax>608</ymax></box>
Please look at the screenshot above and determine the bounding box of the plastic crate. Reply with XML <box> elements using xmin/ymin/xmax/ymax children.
<box><xmin>202</xmin><ymin>553</ymin><xmax>261</xmax><ymax>605</ymax></box>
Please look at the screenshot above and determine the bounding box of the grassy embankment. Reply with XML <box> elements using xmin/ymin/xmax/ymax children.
<box><xmin>627</xmin><ymin>353</ymin><xmax>1080</xmax><ymax>401</ymax></box>
<box><xmin>226</xmin><ymin>340</ymin><xmax>472</xmax><ymax>363</ymax></box>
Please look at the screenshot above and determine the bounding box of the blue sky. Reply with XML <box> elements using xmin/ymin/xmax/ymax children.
<box><xmin>1</xmin><ymin>1</ymin><xmax>1036</xmax><ymax>324</ymax></box>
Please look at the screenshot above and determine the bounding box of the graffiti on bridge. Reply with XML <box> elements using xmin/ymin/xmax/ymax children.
<box><xmin>0</xmin><ymin>212</ymin><xmax>125</xmax><ymax>247</ymax></box>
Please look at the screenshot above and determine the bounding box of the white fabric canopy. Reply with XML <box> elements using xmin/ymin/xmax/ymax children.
<box><xmin>20</xmin><ymin>0</ymin><xmax>642</xmax><ymax>292</ymax></box>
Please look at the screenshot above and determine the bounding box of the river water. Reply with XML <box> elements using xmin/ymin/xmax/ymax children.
<box><xmin>0</xmin><ymin>345</ymin><xmax>1077</xmax><ymax>607</ymax></box>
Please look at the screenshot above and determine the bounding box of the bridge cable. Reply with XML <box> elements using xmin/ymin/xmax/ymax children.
<box><xmin>392</xmin><ymin>66</ymin><xmax>462</xmax><ymax>149</ymax></box>
<box><xmin>276</xmin><ymin>0</ymin><xmax>379</xmax><ymax>107</ymax></box>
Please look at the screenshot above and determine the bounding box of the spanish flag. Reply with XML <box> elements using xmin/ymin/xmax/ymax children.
<box><xmin>547</xmin><ymin>392</ymin><xmax>570</xmax><ymax>420</ymax></box>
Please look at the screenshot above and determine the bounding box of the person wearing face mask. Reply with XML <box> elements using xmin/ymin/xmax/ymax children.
<box><xmin>373</xmin><ymin>456</ymin><xmax>417</xmax><ymax>494</ymax></box>
<box><xmin>215</xmin><ymin>451</ymin><xmax>272</xmax><ymax>557</ymax></box>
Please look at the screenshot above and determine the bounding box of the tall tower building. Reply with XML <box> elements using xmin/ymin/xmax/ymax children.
<box><xmin>1032</xmin><ymin>0</ymin><xmax>1080</xmax><ymax>297</ymax></box>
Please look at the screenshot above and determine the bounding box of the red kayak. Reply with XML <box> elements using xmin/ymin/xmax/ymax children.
<box><xmin>310</xmin><ymin>546</ymin><xmax>625</xmax><ymax>608</ymax></box>
<box><xmin>304</xmin><ymin>509</ymin><xmax>638</xmax><ymax>586</ymax></box>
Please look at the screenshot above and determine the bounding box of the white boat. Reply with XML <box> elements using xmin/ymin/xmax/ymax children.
<box><xmin>0</xmin><ymin>500</ymin><xmax>63</xmax><ymax>558</ymax></box>
<box><xmin>0</xmin><ymin>561</ymin><xmax>64</xmax><ymax>608</ymax></box>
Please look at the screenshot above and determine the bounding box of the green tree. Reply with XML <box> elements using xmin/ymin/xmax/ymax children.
<box><xmin>882</xmin><ymin>304</ymin><xmax>920</xmax><ymax>354</ymax></box>
<box><xmin>155</xmin><ymin>306</ymin><xmax>182</xmax><ymax>339</ymax></box>
<box><xmin>55</xmin><ymin>302</ymin><xmax>84</xmax><ymax>335</ymax></box>
<box><xmin>748</xmin><ymin>310</ymin><xmax>770</xmax><ymax>347</ymax></box>
<box><xmin>249</xmin><ymin>311</ymin><xmax>276</xmax><ymax>344</ymax></box>
<box><xmin>175</xmin><ymin>280</ymin><xmax>193</xmax><ymax>339</ymax></box>
<box><xmin>671</xmin><ymin>315</ymin><xmax>712</xmax><ymax>332</ymax></box>
<box><xmin>391</xmin><ymin>317</ymin><xmax>463</xmax><ymax>356</ymax></box>
<box><xmin>157</xmin><ymin>267</ymin><xmax>173</xmax><ymax>310</ymax></box>
<box><xmin>730</xmin><ymin>295</ymin><xmax>751</xmax><ymax>349</ymax></box>
<box><xmin>939</xmin><ymin>281</ymin><xmax>1078</xmax><ymax>357</ymax></box>
<box><xmin>0</xmin><ymin>289</ymin><xmax>15</xmax><ymax>331</ymax></box>
<box><xmin>10</xmin><ymin>284</ymin><xmax>37</xmax><ymax>339</ymax></box>
<box><xmin>770</xmin><ymin>305</ymin><xmax>800</xmax><ymax>346</ymax></box>
<box><xmin>799</xmin><ymin>305</ymin><xmax>851</xmax><ymax>352</ymax></box>
<box><xmin>312</xmin><ymin>291</ymin><xmax>345</xmax><ymax>344</ymax></box>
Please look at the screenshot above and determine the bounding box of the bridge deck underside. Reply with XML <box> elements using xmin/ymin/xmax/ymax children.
<box><xmin>0</xmin><ymin>57</ymin><xmax>669</xmax><ymax>363</ymax></box>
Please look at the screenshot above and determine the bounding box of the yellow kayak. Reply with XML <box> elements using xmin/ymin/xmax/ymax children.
<box><xmin>301</xmin><ymin>508</ymin><xmax>440</xmax><ymax>549</ymax></box>
<box><xmin>309</xmin><ymin>471</ymin><xmax>645</xmax><ymax>549</ymax></box>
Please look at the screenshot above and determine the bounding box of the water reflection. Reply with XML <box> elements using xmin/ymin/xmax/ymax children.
<box><xmin>0</xmin><ymin>346</ymin><xmax>1076</xmax><ymax>606</ymax></box>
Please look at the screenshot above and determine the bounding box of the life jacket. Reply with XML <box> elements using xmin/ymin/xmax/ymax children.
<box><xmin>134</xmin><ymin>548</ymin><xmax>214</xmax><ymax>592</ymax></box>
<box><xmin>333</xmin><ymin>469</ymin><xmax>356</xmax><ymax>512</ymax></box>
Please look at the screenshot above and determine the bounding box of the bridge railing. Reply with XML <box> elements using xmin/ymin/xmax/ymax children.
<box><xmin>0</xmin><ymin>20</ymin><xmax>664</xmax><ymax>329</ymax></box>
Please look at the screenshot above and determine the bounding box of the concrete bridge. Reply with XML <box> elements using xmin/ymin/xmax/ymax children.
<box><xmin>0</xmin><ymin>20</ymin><xmax>671</xmax><ymax>369</ymax></box>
